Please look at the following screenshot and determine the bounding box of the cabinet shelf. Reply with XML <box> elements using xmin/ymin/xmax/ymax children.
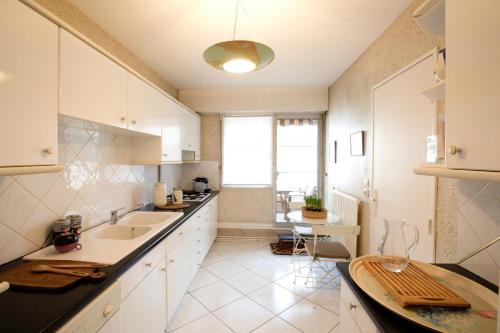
<box><xmin>413</xmin><ymin>0</ymin><xmax>445</xmax><ymax>36</ymax></box>
<box><xmin>413</xmin><ymin>163</ymin><xmax>500</xmax><ymax>182</ymax></box>
<box><xmin>422</xmin><ymin>80</ymin><xmax>445</xmax><ymax>102</ymax></box>
<box><xmin>0</xmin><ymin>164</ymin><xmax>64</xmax><ymax>176</ymax></box>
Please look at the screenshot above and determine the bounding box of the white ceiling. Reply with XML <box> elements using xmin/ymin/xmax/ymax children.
<box><xmin>70</xmin><ymin>0</ymin><xmax>411</xmax><ymax>89</ymax></box>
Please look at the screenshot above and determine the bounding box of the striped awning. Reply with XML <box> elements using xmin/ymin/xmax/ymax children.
<box><xmin>277</xmin><ymin>119</ymin><xmax>318</xmax><ymax>126</ymax></box>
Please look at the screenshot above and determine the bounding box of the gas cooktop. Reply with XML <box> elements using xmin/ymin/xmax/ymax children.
<box><xmin>168</xmin><ymin>192</ymin><xmax>210</xmax><ymax>202</ymax></box>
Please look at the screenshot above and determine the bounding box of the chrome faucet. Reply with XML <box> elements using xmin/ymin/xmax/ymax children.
<box><xmin>110</xmin><ymin>207</ymin><xmax>126</xmax><ymax>225</ymax></box>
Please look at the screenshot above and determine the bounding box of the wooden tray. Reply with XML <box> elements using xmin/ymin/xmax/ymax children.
<box><xmin>349</xmin><ymin>256</ymin><xmax>498</xmax><ymax>333</ymax></box>
<box><xmin>364</xmin><ymin>259</ymin><xmax>470</xmax><ymax>308</ymax></box>
<box><xmin>155</xmin><ymin>202</ymin><xmax>190</xmax><ymax>210</ymax></box>
<box><xmin>0</xmin><ymin>260</ymin><xmax>107</xmax><ymax>291</ymax></box>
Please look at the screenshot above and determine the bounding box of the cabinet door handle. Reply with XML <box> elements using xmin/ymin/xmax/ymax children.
<box><xmin>120</xmin><ymin>116</ymin><xmax>126</xmax><ymax>122</ymax></box>
<box><xmin>145</xmin><ymin>262</ymin><xmax>152</xmax><ymax>268</ymax></box>
<box><xmin>449</xmin><ymin>145</ymin><xmax>462</xmax><ymax>155</ymax></box>
<box><xmin>161</xmin><ymin>267</ymin><xmax>166</xmax><ymax>272</ymax></box>
<box><xmin>179</xmin><ymin>232</ymin><xmax>183</xmax><ymax>236</ymax></box>
<box><xmin>43</xmin><ymin>147</ymin><xmax>54</xmax><ymax>155</ymax></box>
<box><xmin>349</xmin><ymin>303</ymin><xmax>357</xmax><ymax>310</ymax></box>
<box><xmin>131</xmin><ymin>120</ymin><xmax>137</xmax><ymax>125</ymax></box>
<box><xmin>169</xmin><ymin>259</ymin><xmax>174</xmax><ymax>263</ymax></box>
<box><xmin>103</xmin><ymin>304</ymin><xmax>115</xmax><ymax>318</ymax></box>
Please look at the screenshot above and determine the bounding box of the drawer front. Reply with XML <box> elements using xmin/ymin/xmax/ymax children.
<box><xmin>120</xmin><ymin>238</ymin><xmax>166</xmax><ymax>299</ymax></box>
<box><xmin>338</xmin><ymin>298</ymin><xmax>361</xmax><ymax>333</ymax></box>
<box><xmin>340</xmin><ymin>278</ymin><xmax>379</xmax><ymax>333</ymax></box>
<box><xmin>58</xmin><ymin>282</ymin><xmax>121</xmax><ymax>333</ymax></box>
<box><xmin>166</xmin><ymin>220</ymin><xmax>189</xmax><ymax>253</ymax></box>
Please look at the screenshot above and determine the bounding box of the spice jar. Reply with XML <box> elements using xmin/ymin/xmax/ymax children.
<box><xmin>68</xmin><ymin>214</ymin><xmax>82</xmax><ymax>238</ymax></box>
<box><xmin>52</xmin><ymin>218</ymin><xmax>70</xmax><ymax>239</ymax></box>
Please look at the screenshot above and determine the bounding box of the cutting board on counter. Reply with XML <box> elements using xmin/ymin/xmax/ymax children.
<box><xmin>0</xmin><ymin>260</ymin><xmax>107</xmax><ymax>291</ymax></box>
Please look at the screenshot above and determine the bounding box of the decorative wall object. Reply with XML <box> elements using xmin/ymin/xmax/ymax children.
<box><xmin>350</xmin><ymin>131</ymin><xmax>365</xmax><ymax>156</ymax></box>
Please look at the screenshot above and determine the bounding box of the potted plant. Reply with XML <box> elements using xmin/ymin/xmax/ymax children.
<box><xmin>302</xmin><ymin>196</ymin><xmax>328</xmax><ymax>219</ymax></box>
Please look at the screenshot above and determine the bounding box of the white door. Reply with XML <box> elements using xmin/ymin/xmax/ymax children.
<box><xmin>371</xmin><ymin>52</ymin><xmax>436</xmax><ymax>262</ymax></box>
<box><xmin>60</xmin><ymin>29</ymin><xmax>128</xmax><ymax>129</ymax></box>
<box><xmin>0</xmin><ymin>0</ymin><xmax>58</xmax><ymax>166</ymax></box>
<box><xmin>121</xmin><ymin>259</ymin><xmax>167</xmax><ymax>333</ymax></box>
<box><xmin>127</xmin><ymin>73</ymin><xmax>162</xmax><ymax>136</ymax></box>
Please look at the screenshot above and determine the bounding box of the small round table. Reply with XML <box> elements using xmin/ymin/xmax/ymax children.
<box><xmin>287</xmin><ymin>211</ymin><xmax>340</xmax><ymax>225</ymax></box>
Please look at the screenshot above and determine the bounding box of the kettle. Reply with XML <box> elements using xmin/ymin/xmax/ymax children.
<box><xmin>193</xmin><ymin>177</ymin><xmax>209</xmax><ymax>193</ymax></box>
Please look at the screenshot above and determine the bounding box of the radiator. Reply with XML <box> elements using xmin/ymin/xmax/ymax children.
<box><xmin>331</xmin><ymin>190</ymin><xmax>360</xmax><ymax>257</ymax></box>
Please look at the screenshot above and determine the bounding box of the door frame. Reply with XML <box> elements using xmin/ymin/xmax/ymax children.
<box><xmin>370</xmin><ymin>48</ymin><xmax>438</xmax><ymax>260</ymax></box>
<box><xmin>272</xmin><ymin>112</ymin><xmax>325</xmax><ymax>226</ymax></box>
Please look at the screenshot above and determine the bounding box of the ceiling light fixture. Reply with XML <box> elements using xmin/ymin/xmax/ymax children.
<box><xmin>203</xmin><ymin>0</ymin><xmax>274</xmax><ymax>74</ymax></box>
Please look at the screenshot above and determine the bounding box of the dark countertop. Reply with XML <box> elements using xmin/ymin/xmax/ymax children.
<box><xmin>0</xmin><ymin>192</ymin><xmax>218</xmax><ymax>333</ymax></box>
<box><xmin>337</xmin><ymin>262</ymin><xmax>498</xmax><ymax>333</ymax></box>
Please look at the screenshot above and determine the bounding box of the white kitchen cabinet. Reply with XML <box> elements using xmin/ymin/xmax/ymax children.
<box><xmin>181</xmin><ymin>111</ymin><xmax>201</xmax><ymax>160</ymax></box>
<box><xmin>121</xmin><ymin>259</ymin><xmax>167</xmax><ymax>333</ymax></box>
<box><xmin>162</xmin><ymin>103</ymin><xmax>184</xmax><ymax>162</ymax></box>
<box><xmin>0</xmin><ymin>0</ymin><xmax>58</xmax><ymax>167</ymax></box>
<box><xmin>127</xmin><ymin>73</ymin><xmax>162</xmax><ymax>136</ymax></box>
<box><xmin>166</xmin><ymin>230</ymin><xmax>191</xmax><ymax>323</ymax></box>
<box><xmin>445</xmin><ymin>0</ymin><xmax>500</xmax><ymax>171</ymax></box>
<box><xmin>60</xmin><ymin>29</ymin><xmax>128</xmax><ymax>129</ymax></box>
<box><xmin>339</xmin><ymin>278</ymin><xmax>379</xmax><ymax>333</ymax></box>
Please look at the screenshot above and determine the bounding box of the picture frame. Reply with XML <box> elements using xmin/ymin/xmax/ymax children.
<box><xmin>350</xmin><ymin>131</ymin><xmax>365</xmax><ymax>156</ymax></box>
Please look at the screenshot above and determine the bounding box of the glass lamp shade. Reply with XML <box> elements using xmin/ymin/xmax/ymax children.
<box><xmin>203</xmin><ymin>40</ymin><xmax>274</xmax><ymax>73</ymax></box>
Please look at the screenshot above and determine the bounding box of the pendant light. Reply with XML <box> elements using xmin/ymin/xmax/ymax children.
<box><xmin>203</xmin><ymin>0</ymin><xmax>274</xmax><ymax>73</ymax></box>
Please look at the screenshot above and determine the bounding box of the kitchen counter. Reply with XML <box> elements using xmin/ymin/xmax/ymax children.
<box><xmin>0</xmin><ymin>192</ymin><xmax>218</xmax><ymax>333</ymax></box>
<box><xmin>337</xmin><ymin>262</ymin><xmax>498</xmax><ymax>333</ymax></box>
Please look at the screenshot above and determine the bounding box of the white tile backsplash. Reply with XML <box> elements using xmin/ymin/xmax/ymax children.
<box><xmin>456</xmin><ymin>179</ymin><xmax>500</xmax><ymax>284</ymax></box>
<box><xmin>0</xmin><ymin>116</ymin><xmax>184</xmax><ymax>265</ymax></box>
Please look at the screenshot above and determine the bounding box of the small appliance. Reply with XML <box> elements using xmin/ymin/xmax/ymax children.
<box><xmin>193</xmin><ymin>177</ymin><xmax>209</xmax><ymax>193</ymax></box>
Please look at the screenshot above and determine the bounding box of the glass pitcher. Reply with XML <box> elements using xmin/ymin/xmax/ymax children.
<box><xmin>378</xmin><ymin>218</ymin><xmax>419</xmax><ymax>273</ymax></box>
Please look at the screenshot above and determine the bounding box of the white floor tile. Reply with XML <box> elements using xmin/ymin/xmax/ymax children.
<box><xmin>171</xmin><ymin>314</ymin><xmax>232</xmax><ymax>333</ymax></box>
<box><xmin>167</xmin><ymin>294</ymin><xmax>209</xmax><ymax>331</ymax></box>
<box><xmin>236</xmin><ymin>241</ymin><xmax>270</xmax><ymax>251</ymax></box>
<box><xmin>248</xmin><ymin>283</ymin><xmax>302</xmax><ymax>314</ymax></box>
<box><xmin>250</xmin><ymin>261</ymin><xmax>294</xmax><ymax>281</ymax></box>
<box><xmin>275</xmin><ymin>273</ymin><xmax>324</xmax><ymax>297</ymax></box>
<box><xmin>202</xmin><ymin>251</ymin><xmax>226</xmax><ymax>267</ymax></box>
<box><xmin>306</xmin><ymin>284</ymin><xmax>341</xmax><ymax>314</ymax></box>
<box><xmin>252</xmin><ymin>317</ymin><xmax>302</xmax><ymax>333</ymax></box>
<box><xmin>230</xmin><ymin>252</ymin><xmax>269</xmax><ymax>269</ymax></box>
<box><xmin>190</xmin><ymin>280</ymin><xmax>243</xmax><ymax>311</ymax></box>
<box><xmin>213</xmin><ymin>297</ymin><xmax>274</xmax><ymax>333</ymax></box>
<box><xmin>205</xmin><ymin>260</ymin><xmax>246</xmax><ymax>279</ymax></box>
<box><xmin>279</xmin><ymin>299</ymin><xmax>340</xmax><ymax>333</ymax></box>
<box><xmin>224</xmin><ymin>270</ymin><xmax>270</xmax><ymax>295</ymax></box>
<box><xmin>188</xmin><ymin>268</ymin><xmax>219</xmax><ymax>292</ymax></box>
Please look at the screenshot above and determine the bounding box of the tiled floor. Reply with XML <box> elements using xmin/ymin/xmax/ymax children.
<box><xmin>168</xmin><ymin>240</ymin><xmax>341</xmax><ymax>333</ymax></box>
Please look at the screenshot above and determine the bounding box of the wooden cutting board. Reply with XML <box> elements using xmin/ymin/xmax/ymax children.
<box><xmin>0</xmin><ymin>260</ymin><xmax>107</xmax><ymax>291</ymax></box>
<box><xmin>364</xmin><ymin>259</ymin><xmax>471</xmax><ymax>308</ymax></box>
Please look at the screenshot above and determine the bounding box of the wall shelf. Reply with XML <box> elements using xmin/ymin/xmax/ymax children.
<box><xmin>413</xmin><ymin>0</ymin><xmax>445</xmax><ymax>36</ymax></box>
<box><xmin>0</xmin><ymin>164</ymin><xmax>64</xmax><ymax>176</ymax></box>
<box><xmin>422</xmin><ymin>80</ymin><xmax>445</xmax><ymax>102</ymax></box>
<box><xmin>414</xmin><ymin>163</ymin><xmax>500</xmax><ymax>182</ymax></box>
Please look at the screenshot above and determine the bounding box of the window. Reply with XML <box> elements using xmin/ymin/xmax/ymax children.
<box><xmin>222</xmin><ymin>116</ymin><xmax>273</xmax><ymax>186</ymax></box>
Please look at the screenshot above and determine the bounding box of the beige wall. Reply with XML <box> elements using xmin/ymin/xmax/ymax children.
<box><xmin>327</xmin><ymin>0</ymin><xmax>444</xmax><ymax>255</ymax></box>
<box><xmin>29</xmin><ymin>0</ymin><xmax>178</xmax><ymax>98</ymax></box>
<box><xmin>200</xmin><ymin>115</ymin><xmax>274</xmax><ymax>226</ymax></box>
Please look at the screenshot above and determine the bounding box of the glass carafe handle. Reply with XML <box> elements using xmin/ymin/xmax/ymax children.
<box><xmin>403</xmin><ymin>223</ymin><xmax>419</xmax><ymax>257</ymax></box>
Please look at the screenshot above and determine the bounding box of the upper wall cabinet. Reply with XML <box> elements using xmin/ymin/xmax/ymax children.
<box><xmin>60</xmin><ymin>29</ymin><xmax>128</xmax><ymax>129</ymax></box>
<box><xmin>127</xmin><ymin>73</ymin><xmax>162</xmax><ymax>136</ymax></box>
<box><xmin>182</xmin><ymin>111</ymin><xmax>201</xmax><ymax>160</ymax></box>
<box><xmin>445</xmin><ymin>0</ymin><xmax>500</xmax><ymax>171</ymax></box>
<box><xmin>161</xmin><ymin>103</ymin><xmax>183</xmax><ymax>162</ymax></box>
<box><xmin>0</xmin><ymin>0</ymin><xmax>58</xmax><ymax>167</ymax></box>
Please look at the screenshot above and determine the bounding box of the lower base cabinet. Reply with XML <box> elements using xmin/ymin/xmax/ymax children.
<box><xmin>59</xmin><ymin>197</ymin><xmax>218</xmax><ymax>333</ymax></box>
<box><xmin>339</xmin><ymin>278</ymin><xmax>379</xmax><ymax>333</ymax></box>
<box><xmin>121</xmin><ymin>259</ymin><xmax>167</xmax><ymax>333</ymax></box>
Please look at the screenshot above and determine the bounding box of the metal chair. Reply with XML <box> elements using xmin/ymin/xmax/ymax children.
<box><xmin>304</xmin><ymin>224</ymin><xmax>360</xmax><ymax>285</ymax></box>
